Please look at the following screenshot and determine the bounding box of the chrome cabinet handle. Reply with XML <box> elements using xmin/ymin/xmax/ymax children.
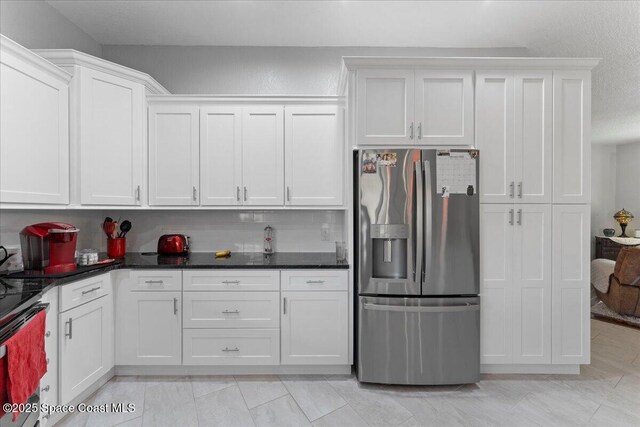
<box><xmin>222</xmin><ymin>280</ymin><xmax>240</xmax><ymax>285</ymax></box>
<box><xmin>173</xmin><ymin>298</ymin><xmax>178</xmax><ymax>315</ymax></box>
<box><xmin>81</xmin><ymin>286</ymin><xmax>101</xmax><ymax>295</ymax></box>
<box><xmin>509</xmin><ymin>181</ymin><xmax>515</xmax><ymax>198</ymax></box>
<box><xmin>517</xmin><ymin>209</ymin><xmax>523</xmax><ymax>225</ymax></box>
<box><xmin>222</xmin><ymin>347</ymin><xmax>239</xmax><ymax>352</ymax></box>
<box><xmin>243</xmin><ymin>186</ymin><xmax>247</xmax><ymax>201</ymax></box>
<box><xmin>42</xmin><ymin>385</ymin><xmax>50</xmax><ymax>392</ymax></box>
<box><xmin>518</xmin><ymin>182</ymin><xmax>523</xmax><ymax>198</ymax></box>
<box><xmin>417</xmin><ymin>122</ymin><xmax>422</xmax><ymax>139</ymax></box>
<box><xmin>509</xmin><ymin>209</ymin><xmax>514</xmax><ymax>226</ymax></box>
<box><xmin>222</xmin><ymin>310</ymin><xmax>240</xmax><ymax>314</ymax></box>
<box><xmin>283</xmin><ymin>297</ymin><xmax>287</xmax><ymax>315</ymax></box>
<box><xmin>136</xmin><ymin>185</ymin><xmax>141</xmax><ymax>202</ymax></box>
<box><xmin>409</xmin><ymin>122</ymin><xmax>414</xmax><ymax>139</ymax></box>
<box><xmin>144</xmin><ymin>280</ymin><xmax>164</xmax><ymax>285</ymax></box>
<box><xmin>286</xmin><ymin>186</ymin><xmax>291</xmax><ymax>202</ymax></box>
<box><xmin>236</xmin><ymin>186</ymin><xmax>240</xmax><ymax>202</ymax></box>
<box><xmin>193</xmin><ymin>186</ymin><xmax>197</xmax><ymax>201</ymax></box>
<box><xmin>45</xmin><ymin>331</ymin><xmax>51</xmax><ymax>338</ymax></box>
<box><xmin>306</xmin><ymin>280</ymin><xmax>325</xmax><ymax>284</ymax></box>
<box><xmin>65</xmin><ymin>318</ymin><xmax>73</xmax><ymax>339</ymax></box>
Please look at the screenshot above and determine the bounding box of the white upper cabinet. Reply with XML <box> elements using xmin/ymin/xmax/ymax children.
<box><xmin>553</xmin><ymin>71</ymin><xmax>591</xmax><ymax>204</ymax></box>
<box><xmin>200</xmin><ymin>107</ymin><xmax>243</xmax><ymax>206</ymax></box>
<box><xmin>356</xmin><ymin>69</ymin><xmax>415</xmax><ymax>145</ymax></box>
<box><xmin>285</xmin><ymin>106</ymin><xmax>344</xmax><ymax>206</ymax></box>
<box><xmin>515</xmin><ymin>73</ymin><xmax>552</xmax><ymax>203</ymax></box>
<box><xmin>476</xmin><ymin>73</ymin><xmax>515</xmax><ymax>203</ymax></box>
<box><xmin>242</xmin><ymin>106</ymin><xmax>284</xmax><ymax>206</ymax></box>
<box><xmin>148</xmin><ymin>105</ymin><xmax>200</xmax><ymax>206</ymax></box>
<box><xmin>414</xmin><ymin>70</ymin><xmax>474</xmax><ymax>145</ymax></box>
<box><xmin>552</xmin><ymin>204</ymin><xmax>590</xmax><ymax>364</ymax></box>
<box><xmin>476</xmin><ymin>71</ymin><xmax>552</xmax><ymax>203</ymax></box>
<box><xmin>78</xmin><ymin>69</ymin><xmax>145</xmax><ymax>205</ymax></box>
<box><xmin>0</xmin><ymin>36</ymin><xmax>70</xmax><ymax>204</ymax></box>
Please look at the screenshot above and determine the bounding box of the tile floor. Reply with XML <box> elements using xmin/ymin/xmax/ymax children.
<box><xmin>57</xmin><ymin>319</ymin><xmax>640</xmax><ymax>427</ymax></box>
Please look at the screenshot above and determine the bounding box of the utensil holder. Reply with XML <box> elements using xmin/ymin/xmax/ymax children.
<box><xmin>107</xmin><ymin>238</ymin><xmax>126</xmax><ymax>258</ymax></box>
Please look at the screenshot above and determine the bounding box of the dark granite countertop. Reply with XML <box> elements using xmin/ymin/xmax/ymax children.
<box><xmin>0</xmin><ymin>252</ymin><xmax>348</xmax><ymax>318</ymax></box>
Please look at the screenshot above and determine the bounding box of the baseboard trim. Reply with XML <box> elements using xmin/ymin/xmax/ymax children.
<box><xmin>115</xmin><ymin>364</ymin><xmax>353</xmax><ymax>376</ymax></box>
<box><xmin>481</xmin><ymin>364</ymin><xmax>581</xmax><ymax>374</ymax></box>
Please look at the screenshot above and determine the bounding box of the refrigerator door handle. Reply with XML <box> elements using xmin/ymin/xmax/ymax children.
<box><xmin>363</xmin><ymin>302</ymin><xmax>480</xmax><ymax>313</ymax></box>
<box><xmin>423</xmin><ymin>160</ymin><xmax>433</xmax><ymax>287</ymax></box>
<box><xmin>414</xmin><ymin>160</ymin><xmax>423</xmax><ymax>284</ymax></box>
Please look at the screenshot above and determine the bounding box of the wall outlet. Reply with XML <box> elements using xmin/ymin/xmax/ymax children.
<box><xmin>321</xmin><ymin>223</ymin><xmax>330</xmax><ymax>241</ymax></box>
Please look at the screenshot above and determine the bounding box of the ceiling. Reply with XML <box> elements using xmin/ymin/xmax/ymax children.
<box><xmin>45</xmin><ymin>0</ymin><xmax>640</xmax><ymax>145</ymax></box>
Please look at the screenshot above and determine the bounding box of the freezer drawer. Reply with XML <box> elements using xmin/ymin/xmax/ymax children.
<box><xmin>358</xmin><ymin>296</ymin><xmax>480</xmax><ymax>385</ymax></box>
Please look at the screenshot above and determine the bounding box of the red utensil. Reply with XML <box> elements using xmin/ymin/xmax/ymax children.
<box><xmin>103</xmin><ymin>221</ymin><xmax>116</xmax><ymax>239</ymax></box>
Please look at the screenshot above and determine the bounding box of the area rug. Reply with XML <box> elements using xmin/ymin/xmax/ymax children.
<box><xmin>591</xmin><ymin>288</ymin><xmax>640</xmax><ymax>329</ymax></box>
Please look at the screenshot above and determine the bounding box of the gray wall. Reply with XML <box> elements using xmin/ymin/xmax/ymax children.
<box><xmin>101</xmin><ymin>45</ymin><xmax>529</xmax><ymax>94</ymax></box>
<box><xmin>615</xmin><ymin>142</ymin><xmax>640</xmax><ymax>236</ymax></box>
<box><xmin>0</xmin><ymin>0</ymin><xmax>101</xmax><ymax>56</ymax></box>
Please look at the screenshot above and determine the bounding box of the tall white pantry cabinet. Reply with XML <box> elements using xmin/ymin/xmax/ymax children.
<box><xmin>341</xmin><ymin>57</ymin><xmax>597</xmax><ymax>372</ymax></box>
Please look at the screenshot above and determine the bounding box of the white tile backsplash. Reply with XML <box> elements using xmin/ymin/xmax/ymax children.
<box><xmin>0</xmin><ymin>209</ymin><xmax>345</xmax><ymax>253</ymax></box>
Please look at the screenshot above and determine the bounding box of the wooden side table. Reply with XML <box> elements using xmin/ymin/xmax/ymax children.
<box><xmin>595</xmin><ymin>236</ymin><xmax>640</xmax><ymax>260</ymax></box>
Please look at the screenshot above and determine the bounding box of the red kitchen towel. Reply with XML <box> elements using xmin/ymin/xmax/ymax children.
<box><xmin>6</xmin><ymin>310</ymin><xmax>47</xmax><ymax>421</ymax></box>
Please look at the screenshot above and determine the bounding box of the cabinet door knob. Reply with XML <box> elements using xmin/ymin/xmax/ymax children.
<box><xmin>42</xmin><ymin>385</ymin><xmax>50</xmax><ymax>392</ymax></box>
<box><xmin>45</xmin><ymin>331</ymin><xmax>51</xmax><ymax>338</ymax></box>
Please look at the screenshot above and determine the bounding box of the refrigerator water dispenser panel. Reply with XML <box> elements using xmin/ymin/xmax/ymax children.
<box><xmin>371</xmin><ymin>224</ymin><xmax>408</xmax><ymax>279</ymax></box>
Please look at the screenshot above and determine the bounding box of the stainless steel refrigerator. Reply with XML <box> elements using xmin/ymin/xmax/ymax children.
<box><xmin>355</xmin><ymin>148</ymin><xmax>480</xmax><ymax>385</ymax></box>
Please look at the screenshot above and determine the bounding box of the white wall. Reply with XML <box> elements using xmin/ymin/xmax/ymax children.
<box><xmin>591</xmin><ymin>145</ymin><xmax>618</xmax><ymax>257</ymax></box>
<box><xmin>0</xmin><ymin>210</ymin><xmax>344</xmax><ymax>254</ymax></box>
<box><xmin>615</xmin><ymin>142</ymin><xmax>640</xmax><ymax>236</ymax></box>
<box><xmin>101</xmin><ymin>45</ymin><xmax>529</xmax><ymax>94</ymax></box>
<box><xmin>0</xmin><ymin>0</ymin><xmax>101</xmax><ymax>56</ymax></box>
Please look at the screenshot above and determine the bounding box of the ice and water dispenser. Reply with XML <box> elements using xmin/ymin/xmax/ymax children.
<box><xmin>371</xmin><ymin>224</ymin><xmax>408</xmax><ymax>279</ymax></box>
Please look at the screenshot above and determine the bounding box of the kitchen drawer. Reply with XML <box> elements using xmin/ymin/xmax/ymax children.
<box><xmin>183</xmin><ymin>292</ymin><xmax>279</xmax><ymax>329</ymax></box>
<box><xmin>183</xmin><ymin>329</ymin><xmax>279</xmax><ymax>365</ymax></box>
<box><xmin>129</xmin><ymin>270</ymin><xmax>182</xmax><ymax>291</ymax></box>
<box><xmin>183</xmin><ymin>270</ymin><xmax>280</xmax><ymax>292</ymax></box>
<box><xmin>281</xmin><ymin>270</ymin><xmax>348</xmax><ymax>291</ymax></box>
<box><xmin>59</xmin><ymin>272</ymin><xmax>111</xmax><ymax>312</ymax></box>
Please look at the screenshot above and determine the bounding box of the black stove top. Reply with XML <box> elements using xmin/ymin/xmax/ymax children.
<box><xmin>0</xmin><ymin>278</ymin><xmax>48</xmax><ymax>326</ymax></box>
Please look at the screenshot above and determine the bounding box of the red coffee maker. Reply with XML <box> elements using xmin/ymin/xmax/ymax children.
<box><xmin>20</xmin><ymin>222</ymin><xmax>79</xmax><ymax>274</ymax></box>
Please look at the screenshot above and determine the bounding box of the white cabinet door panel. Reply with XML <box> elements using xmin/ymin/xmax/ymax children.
<box><xmin>553</xmin><ymin>71</ymin><xmax>591</xmax><ymax>204</ymax></box>
<box><xmin>552</xmin><ymin>204</ymin><xmax>590</xmax><ymax>364</ymax></box>
<box><xmin>285</xmin><ymin>106</ymin><xmax>343</xmax><ymax>206</ymax></box>
<box><xmin>476</xmin><ymin>73</ymin><xmax>514</xmax><ymax>203</ymax></box>
<box><xmin>149</xmin><ymin>105</ymin><xmax>200</xmax><ymax>205</ymax></box>
<box><xmin>200</xmin><ymin>107</ymin><xmax>243</xmax><ymax>206</ymax></box>
<box><xmin>281</xmin><ymin>291</ymin><xmax>348</xmax><ymax>365</ymax></box>
<box><xmin>59</xmin><ymin>295</ymin><xmax>113</xmax><ymax>404</ymax></box>
<box><xmin>515</xmin><ymin>73</ymin><xmax>552</xmax><ymax>203</ymax></box>
<box><xmin>116</xmin><ymin>291</ymin><xmax>182</xmax><ymax>365</ymax></box>
<box><xmin>415</xmin><ymin>70</ymin><xmax>474</xmax><ymax>146</ymax></box>
<box><xmin>480</xmin><ymin>204</ymin><xmax>514</xmax><ymax>364</ymax></box>
<box><xmin>0</xmin><ymin>49</ymin><xmax>69</xmax><ymax>204</ymax></box>
<box><xmin>242</xmin><ymin>107</ymin><xmax>284</xmax><ymax>205</ymax></box>
<box><xmin>79</xmin><ymin>69</ymin><xmax>144</xmax><ymax>205</ymax></box>
<box><xmin>356</xmin><ymin>69</ymin><xmax>414</xmax><ymax>145</ymax></box>
<box><xmin>513</xmin><ymin>204</ymin><xmax>552</xmax><ymax>364</ymax></box>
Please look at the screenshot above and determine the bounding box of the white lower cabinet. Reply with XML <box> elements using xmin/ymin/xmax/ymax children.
<box><xmin>281</xmin><ymin>291</ymin><xmax>348</xmax><ymax>365</ymax></box>
<box><xmin>183</xmin><ymin>329</ymin><xmax>279</xmax><ymax>365</ymax></box>
<box><xmin>116</xmin><ymin>292</ymin><xmax>182</xmax><ymax>365</ymax></box>
<box><xmin>59</xmin><ymin>294</ymin><xmax>114</xmax><ymax>404</ymax></box>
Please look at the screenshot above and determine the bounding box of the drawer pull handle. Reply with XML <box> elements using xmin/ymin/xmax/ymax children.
<box><xmin>222</xmin><ymin>310</ymin><xmax>240</xmax><ymax>314</ymax></box>
<box><xmin>81</xmin><ymin>286</ymin><xmax>101</xmax><ymax>295</ymax></box>
<box><xmin>45</xmin><ymin>331</ymin><xmax>51</xmax><ymax>338</ymax></box>
<box><xmin>65</xmin><ymin>318</ymin><xmax>73</xmax><ymax>339</ymax></box>
<box><xmin>42</xmin><ymin>385</ymin><xmax>50</xmax><ymax>392</ymax></box>
<box><xmin>222</xmin><ymin>347</ymin><xmax>239</xmax><ymax>352</ymax></box>
<box><xmin>144</xmin><ymin>280</ymin><xmax>164</xmax><ymax>284</ymax></box>
<box><xmin>283</xmin><ymin>297</ymin><xmax>287</xmax><ymax>315</ymax></box>
<box><xmin>222</xmin><ymin>280</ymin><xmax>240</xmax><ymax>285</ymax></box>
<box><xmin>173</xmin><ymin>298</ymin><xmax>179</xmax><ymax>315</ymax></box>
<box><xmin>306</xmin><ymin>280</ymin><xmax>325</xmax><ymax>284</ymax></box>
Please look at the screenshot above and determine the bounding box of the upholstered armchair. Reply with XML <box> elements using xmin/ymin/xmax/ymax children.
<box><xmin>592</xmin><ymin>247</ymin><xmax>640</xmax><ymax>316</ymax></box>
